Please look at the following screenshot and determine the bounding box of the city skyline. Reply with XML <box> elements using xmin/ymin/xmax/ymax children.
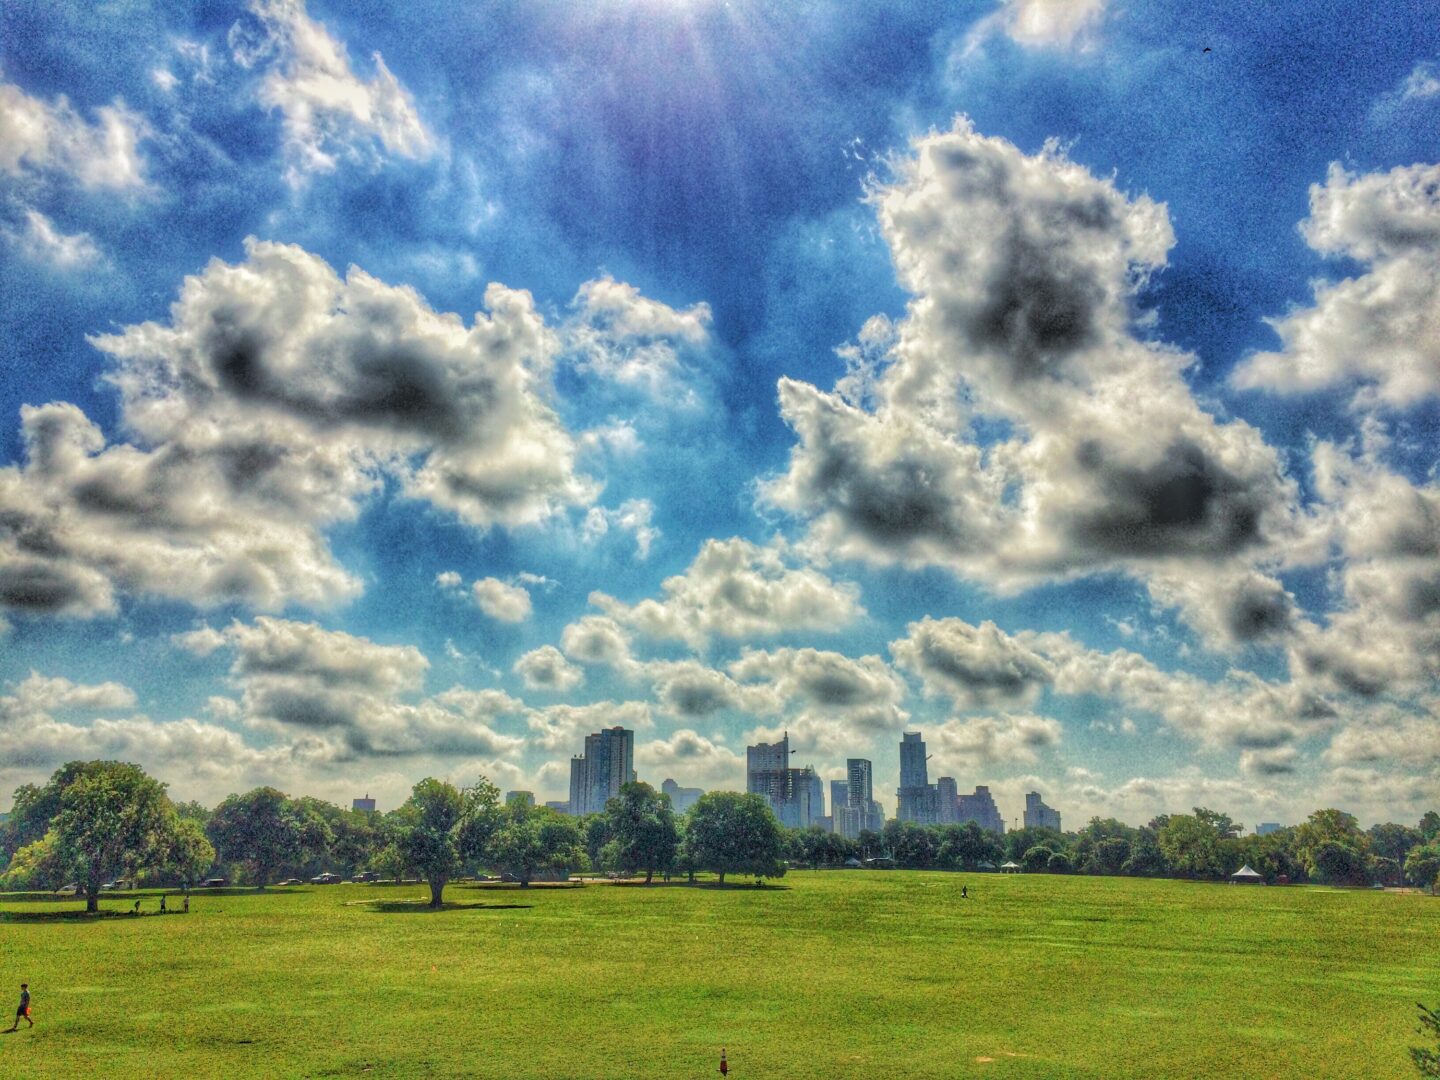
<box><xmin>3</xmin><ymin>2</ymin><xmax>1438</xmax><ymax>828</ymax></box>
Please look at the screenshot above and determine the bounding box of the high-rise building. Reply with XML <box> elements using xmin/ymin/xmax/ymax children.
<box><xmin>352</xmin><ymin>794</ymin><xmax>376</xmax><ymax>814</ymax></box>
<box><xmin>899</xmin><ymin>732</ymin><xmax>929</xmax><ymax>788</ymax></box>
<box><xmin>836</xmin><ymin>758</ymin><xmax>885</xmax><ymax>839</ymax></box>
<box><xmin>956</xmin><ymin>785</ymin><xmax>1005</xmax><ymax>833</ymax></box>
<box><xmin>935</xmin><ymin>776</ymin><xmax>960</xmax><ymax>824</ymax></box>
<box><xmin>661</xmin><ymin>778</ymin><xmax>704</xmax><ymax>814</ymax></box>
<box><xmin>747</xmin><ymin>733</ymin><xmax>791</xmax><ymax>790</ymax></box>
<box><xmin>897</xmin><ymin>732</ymin><xmax>939</xmax><ymax>825</ymax></box>
<box><xmin>1255</xmin><ymin>822</ymin><xmax>1283</xmax><ymax>836</ymax></box>
<box><xmin>505</xmin><ymin>790</ymin><xmax>535</xmax><ymax>808</ymax></box>
<box><xmin>567</xmin><ymin>727</ymin><xmax>636</xmax><ymax>815</ymax></box>
<box><xmin>847</xmin><ymin>759</ymin><xmax>874</xmax><ymax>806</ymax></box>
<box><xmin>1023</xmin><ymin>791</ymin><xmax>1061</xmax><ymax>831</ymax></box>
<box><xmin>829</xmin><ymin>780</ymin><xmax>848</xmax><ymax>830</ymax></box>
<box><xmin>746</xmin><ymin>733</ymin><xmax>821</xmax><ymax>827</ymax></box>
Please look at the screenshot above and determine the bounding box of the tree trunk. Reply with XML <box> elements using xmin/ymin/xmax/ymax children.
<box><xmin>717</xmin><ymin>870</ymin><xmax>725</xmax><ymax>885</ymax></box>
<box><xmin>645</xmin><ymin>869</ymin><xmax>653</xmax><ymax>884</ymax></box>
<box><xmin>86</xmin><ymin>881</ymin><xmax>100</xmax><ymax>914</ymax></box>
<box><xmin>429</xmin><ymin>877</ymin><xmax>446</xmax><ymax>908</ymax></box>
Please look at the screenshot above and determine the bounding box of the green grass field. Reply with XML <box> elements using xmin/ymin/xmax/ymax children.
<box><xmin>1</xmin><ymin>872</ymin><xmax>1436</xmax><ymax>1078</ymax></box>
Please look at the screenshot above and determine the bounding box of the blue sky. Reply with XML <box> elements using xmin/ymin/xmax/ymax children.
<box><xmin>2</xmin><ymin>0</ymin><xmax>1437</xmax><ymax>826</ymax></box>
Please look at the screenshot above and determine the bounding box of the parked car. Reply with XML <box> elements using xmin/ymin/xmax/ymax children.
<box><xmin>277</xmin><ymin>878</ymin><xmax>304</xmax><ymax>886</ymax></box>
<box><xmin>56</xmin><ymin>883</ymin><xmax>80</xmax><ymax>895</ymax></box>
<box><xmin>309</xmin><ymin>872</ymin><xmax>342</xmax><ymax>885</ymax></box>
<box><xmin>351</xmin><ymin>871</ymin><xmax>379</xmax><ymax>883</ymax></box>
<box><xmin>200</xmin><ymin>877</ymin><xmax>228</xmax><ymax>888</ymax></box>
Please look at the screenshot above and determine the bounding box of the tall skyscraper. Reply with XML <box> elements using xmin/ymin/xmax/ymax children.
<box><xmin>566</xmin><ymin>727</ymin><xmax>636</xmax><ymax>815</ymax></box>
<box><xmin>847</xmin><ymin>758</ymin><xmax>874</xmax><ymax>807</ymax></box>
<box><xmin>899</xmin><ymin>732</ymin><xmax>929</xmax><ymax>788</ymax></box>
<box><xmin>747</xmin><ymin>733</ymin><xmax>791</xmax><ymax>791</ymax></box>
<box><xmin>837</xmin><ymin>758</ymin><xmax>885</xmax><ymax>839</ymax></box>
<box><xmin>897</xmin><ymin>732</ymin><xmax>939</xmax><ymax>825</ymax></box>
<box><xmin>505</xmin><ymin>790</ymin><xmax>535</xmax><ymax>808</ymax></box>
<box><xmin>1024</xmin><ymin>791</ymin><xmax>1061</xmax><ymax>831</ymax></box>
<box><xmin>808</xmin><ymin>769</ymin><xmax>826</xmax><ymax>820</ymax></box>
<box><xmin>352</xmin><ymin>794</ymin><xmax>376</xmax><ymax>814</ymax></box>
<box><xmin>746</xmin><ymin>733</ymin><xmax>818</xmax><ymax>827</ymax></box>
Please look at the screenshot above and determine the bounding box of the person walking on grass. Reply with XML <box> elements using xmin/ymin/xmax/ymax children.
<box><xmin>160</xmin><ymin>894</ymin><xmax>167</xmax><ymax>913</ymax></box>
<box><xmin>6</xmin><ymin>985</ymin><xmax>32</xmax><ymax>1031</ymax></box>
<box><xmin>962</xmin><ymin>885</ymin><xmax>968</xmax><ymax>899</ymax></box>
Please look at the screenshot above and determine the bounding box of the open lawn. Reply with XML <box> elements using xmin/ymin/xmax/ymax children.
<box><xmin>1</xmin><ymin>871</ymin><xmax>1437</xmax><ymax>1078</ymax></box>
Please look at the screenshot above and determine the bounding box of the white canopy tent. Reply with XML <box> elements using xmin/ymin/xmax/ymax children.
<box><xmin>1230</xmin><ymin>864</ymin><xmax>1264</xmax><ymax>884</ymax></box>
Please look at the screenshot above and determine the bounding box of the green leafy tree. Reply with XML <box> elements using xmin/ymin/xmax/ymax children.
<box><xmin>602</xmin><ymin>782</ymin><xmax>679</xmax><ymax>883</ymax></box>
<box><xmin>393</xmin><ymin>777</ymin><xmax>501</xmax><ymax>906</ymax></box>
<box><xmin>1047</xmin><ymin>851</ymin><xmax>1073</xmax><ymax>874</ymax></box>
<box><xmin>583</xmin><ymin>813</ymin><xmax>612</xmax><ymax>872</ymax></box>
<box><xmin>163</xmin><ymin>816</ymin><xmax>216</xmax><ymax>886</ymax></box>
<box><xmin>1405</xmin><ymin>843</ymin><xmax>1440</xmax><ymax>894</ymax></box>
<box><xmin>1312</xmin><ymin>840</ymin><xmax>1367</xmax><ymax>885</ymax></box>
<box><xmin>207</xmin><ymin>787</ymin><xmax>331</xmax><ymax>889</ymax></box>
<box><xmin>883</xmin><ymin>820</ymin><xmax>938</xmax><ymax>869</ymax></box>
<box><xmin>1004</xmin><ymin>825</ymin><xmax>1066</xmax><ymax>862</ymax></box>
<box><xmin>1158</xmin><ymin>814</ymin><xmax>1225</xmax><ymax>878</ymax></box>
<box><xmin>492</xmin><ymin>804</ymin><xmax>584</xmax><ymax>886</ymax></box>
<box><xmin>1021</xmin><ymin>845</ymin><xmax>1054</xmax><ymax>873</ymax></box>
<box><xmin>1368</xmin><ymin>822</ymin><xmax>1422</xmax><ymax>865</ymax></box>
<box><xmin>685</xmin><ymin>792</ymin><xmax>786</xmax><ymax>885</ymax></box>
<box><xmin>0</xmin><ymin>832</ymin><xmax>66</xmax><ymax>890</ymax></box>
<box><xmin>52</xmin><ymin>762</ymin><xmax>175</xmax><ymax>912</ymax></box>
<box><xmin>1413</xmin><ymin>1002</ymin><xmax>1440</xmax><ymax>1077</ymax></box>
<box><xmin>1420</xmin><ymin>812</ymin><xmax>1440</xmax><ymax>842</ymax></box>
<box><xmin>1292</xmin><ymin>808</ymin><xmax>1368</xmax><ymax>881</ymax></box>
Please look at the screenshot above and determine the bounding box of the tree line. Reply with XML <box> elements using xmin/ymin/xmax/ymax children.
<box><xmin>3</xmin><ymin>762</ymin><xmax>1438</xmax><ymax>910</ymax></box>
<box><xmin>0</xmin><ymin>762</ymin><xmax>788</xmax><ymax>908</ymax></box>
<box><xmin>780</xmin><ymin>806</ymin><xmax>1440</xmax><ymax>890</ymax></box>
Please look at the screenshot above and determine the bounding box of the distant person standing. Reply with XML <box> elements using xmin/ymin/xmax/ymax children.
<box><xmin>132</xmin><ymin>898</ymin><xmax>141</xmax><ymax>914</ymax></box>
<box><xmin>160</xmin><ymin>895</ymin><xmax>167</xmax><ymax>913</ymax></box>
<box><xmin>719</xmin><ymin>1047</ymin><xmax>728</xmax><ymax>1075</ymax></box>
<box><xmin>183</xmin><ymin>895</ymin><xmax>190</xmax><ymax>914</ymax></box>
<box><xmin>6</xmin><ymin>985</ymin><xmax>32</xmax><ymax>1031</ymax></box>
<box><xmin>961</xmin><ymin>885</ymin><xmax>968</xmax><ymax>899</ymax></box>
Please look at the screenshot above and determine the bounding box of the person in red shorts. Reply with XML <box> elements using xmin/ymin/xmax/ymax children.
<box><xmin>6</xmin><ymin>984</ymin><xmax>32</xmax><ymax>1031</ymax></box>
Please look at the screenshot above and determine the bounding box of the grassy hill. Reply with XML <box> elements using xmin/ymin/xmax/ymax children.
<box><xmin>1</xmin><ymin>871</ymin><xmax>1436</xmax><ymax>1077</ymax></box>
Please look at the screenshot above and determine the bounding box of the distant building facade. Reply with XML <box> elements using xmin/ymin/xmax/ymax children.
<box><xmin>835</xmin><ymin>758</ymin><xmax>885</xmax><ymax>839</ymax></box>
<box><xmin>352</xmin><ymin>795</ymin><xmax>376</xmax><ymax>813</ymax></box>
<box><xmin>544</xmin><ymin>800</ymin><xmax>570</xmax><ymax>813</ymax></box>
<box><xmin>1255</xmin><ymin>822</ymin><xmax>1283</xmax><ymax>836</ymax></box>
<box><xmin>661</xmin><ymin>778</ymin><xmax>703</xmax><ymax>814</ymax></box>
<box><xmin>935</xmin><ymin>777</ymin><xmax>960</xmax><ymax>824</ymax></box>
<box><xmin>1023</xmin><ymin>791</ymin><xmax>1061</xmax><ymax>832</ymax></box>
<box><xmin>897</xmin><ymin>732</ymin><xmax>939</xmax><ymax>825</ymax></box>
<box><xmin>928</xmin><ymin>776</ymin><xmax>1006</xmax><ymax>832</ymax></box>
<box><xmin>957</xmin><ymin>786</ymin><xmax>1005</xmax><ymax>833</ymax></box>
<box><xmin>505</xmin><ymin>791</ymin><xmax>535</xmax><ymax>808</ymax></box>
<box><xmin>568</xmin><ymin>726</ymin><xmax>636</xmax><ymax>815</ymax></box>
<box><xmin>746</xmin><ymin>732</ymin><xmax>820</xmax><ymax>828</ymax></box>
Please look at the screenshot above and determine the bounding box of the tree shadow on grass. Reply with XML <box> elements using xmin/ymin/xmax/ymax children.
<box><xmin>359</xmin><ymin>900</ymin><xmax>533</xmax><ymax>914</ymax></box>
<box><xmin>611</xmin><ymin>880</ymin><xmax>791</xmax><ymax>891</ymax></box>
<box><xmin>0</xmin><ymin>909</ymin><xmax>186</xmax><ymax>923</ymax></box>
